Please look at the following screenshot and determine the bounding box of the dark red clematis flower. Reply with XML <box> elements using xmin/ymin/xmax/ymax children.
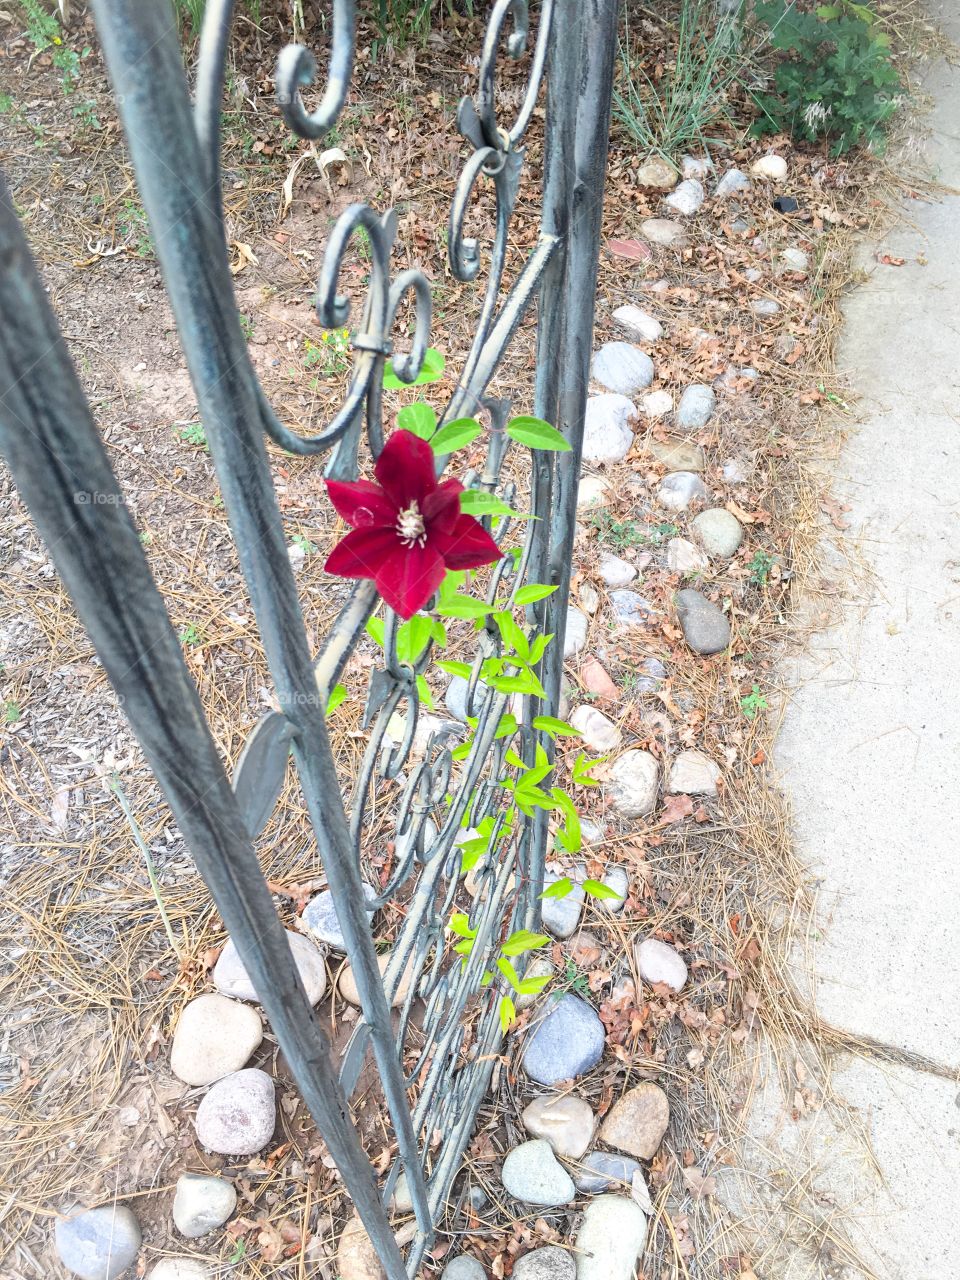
<box><xmin>324</xmin><ymin>429</ymin><xmax>502</xmax><ymax>618</ymax></box>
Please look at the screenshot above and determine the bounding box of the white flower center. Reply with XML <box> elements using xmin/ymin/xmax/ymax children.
<box><xmin>396</xmin><ymin>500</ymin><xmax>427</xmax><ymax>547</ymax></box>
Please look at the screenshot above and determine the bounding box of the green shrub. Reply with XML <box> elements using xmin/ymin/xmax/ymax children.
<box><xmin>751</xmin><ymin>0</ymin><xmax>901</xmax><ymax>154</ymax></box>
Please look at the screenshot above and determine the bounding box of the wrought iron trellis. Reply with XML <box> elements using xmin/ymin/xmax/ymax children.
<box><xmin>0</xmin><ymin>0</ymin><xmax>618</xmax><ymax>1274</ymax></box>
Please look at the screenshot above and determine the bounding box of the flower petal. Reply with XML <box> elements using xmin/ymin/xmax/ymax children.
<box><xmin>325</xmin><ymin>526</ymin><xmax>400</xmax><ymax>579</ymax></box>
<box><xmin>433</xmin><ymin>513</ymin><xmax>503</xmax><ymax>570</ymax></box>
<box><xmin>326</xmin><ymin>478</ymin><xmax>395</xmax><ymax>529</ymax></box>
<box><xmin>374</xmin><ymin>429</ymin><xmax>438</xmax><ymax>509</ymax></box>
<box><xmin>374</xmin><ymin>540</ymin><xmax>446</xmax><ymax>619</ymax></box>
<box><xmin>422</xmin><ymin>477</ymin><xmax>463</xmax><ymax>536</ymax></box>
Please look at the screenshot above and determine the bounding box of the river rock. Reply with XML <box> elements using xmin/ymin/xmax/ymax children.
<box><xmin>599</xmin><ymin>553</ymin><xmax>637</xmax><ymax>588</ymax></box>
<box><xmin>502</xmin><ymin>1140</ymin><xmax>575</xmax><ymax>1206</ymax></box>
<box><xmin>668</xmin><ymin>750</ymin><xmax>720</xmax><ymax>796</ymax></box>
<box><xmin>723</xmin><ymin>457</ymin><xmax>749</xmax><ymax>484</ymax></box>
<box><xmin>572</xmin><ymin>1150</ymin><xmax>642</xmax><ymax>1194</ymax></box>
<box><xmin>213</xmin><ymin>932</ymin><xmax>326</xmax><ymax>1006</ymax></box>
<box><xmin>691</xmin><ymin>507</ymin><xmax>743</xmax><ymax>557</ymax></box>
<box><xmin>170</xmin><ymin>994</ymin><xmax>262</xmax><ymax>1088</ymax></box>
<box><xmin>564</xmin><ymin>606</ymin><xmax>589</xmax><ymax>659</ymax></box>
<box><xmin>610</xmin><ymin>590</ymin><xmax>656</xmax><ymax>627</ymax></box>
<box><xmin>579</xmin><ymin>582</ymin><xmax>600</xmax><ymax>614</ymax></box>
<box><xmin>442</xmin><ymin>1259</ymin><xmax>486</xmax><ymax>1280</ymax></box>
<box><xmin>336</xmin><ymin>1214</ymin><xmax>385</xmax><ymax>1280</ymax></box>
<box><xmin>612</xmin><ymin>305</ymin><xmax>663</xmax><ymax>343</ymax></box>
<box><xmin>302</xmin><ymin>883</ymin><xmax>377</xmax><ymax>951</ymax></box>
<box><xmin>591</xmin><ymin>344</ymin><xmax>654</xmax><ymax>397</ymax></box>
<box><xmin>338</xmin><ymin>951</ymin><xmax>415</xmax><ymax>1008</ymax></box>
<box><xmin>675</xmin><ymin>589</ymin><xmax>730</xmax><ymax>655</ymax></box>
<box><xmin>636</xmin><ymin>656</ymin><xmax>667</xmax><ymax>692</ymax></box>
<box><xmin>641</xmin><ymin>389</ymin><xmax>673</xmax><ymax>417</ymax></box>
<box><xmin>635</xmin><ymin>938</ymin><xmax>688</xmax><ymax>993</ymax></box>
<box><xmin>522</xmin><ymin>994</ymin><xmax>605</xmax><ymax>1085</ymax></box>
<box><xmin>600</xmin><ymin>1083</ymin><xmax>670</xmax><ymax>1158</ymax></box>
<box><xmin>514</xmin><ymin>1245</ymin><xmax>576</xmax><ymax>1280</ymax></box>
<box><xmin>779</xmin><ymin>246</ymin><xmax>809</xmax><ymax>274</ymax></box>
<box><xmin>55</xmin><ymin>1206</ymin><xmax>142</xmax><ymax>1280</ymax></box>
<box><xmin>195</xmin><ymin>1068</ymin><xmax>275</xmax><ymax>1155</ymax></box>
<box><xmin>597</xmin><ymin>865</ymin><xmax>628</xmax><ymax>913</ymax></box>
<box><xmin>663</xmin><ymin>178</ymin><xmax>703</xmax><ymax>216</ymax></box>
<box><xmin>751</xmin><ymin>154</ymin><xmax>788</xmax><ymax>180</ymax></box>
<box><xmin>658</xmin><ymin>471</ymin><xmax>707</xmax><ymax>512</ymax></box>
<box><xmin>635</xmin><ymin>155</ymin><xmax>677</xmax><ymax>191</ymax></box>
<box><xmin>573</xmin><ymin>1195</ymin><xmax>647</xmax><ymax>1280</ymax></box>
<box><xmin>146</xmin><ymin>1262</ymin><xmax>212</xmax><ymax>1280</ymax></box>
<box><xmin>681</xmin><ymin>154</ymin><xmax>712</xmax><ymax>180</ymax></box>
<box><xmin>750</xmin><ymin>298</ymin><xmax>780</xmax><ymax>317</ymax></box>
<box><xmin>577</xmin><ymin>474</ymin><xmax>611</xmax><ymax>509</ymax></box>
<box><xmin>172</xmin><ymin>1173</ymin><xmax>236</xmax><ymax>1239</ymax></box>
<box><xmin>541</xmin><ymin>864</ymin><xmax>585</xmax><ymax>939</ymax></box>
<box><xmin>608</xmin><ymin>750</ymin><xmax>658</xmax><ymax>818</ymax></box>
<box><xmin>516</xmin><ymin>957</ymin><xmax>555</xmax><ymax>1011</ymax></box>
<box><xmin>445</xmin><ymin>673</ymin><xmax>491</xmax><ymax>721</ymax></box>
<box><xmin>641</xmin><ymin>217</ymin><xmax>686</xmax><ymax>248</ymax></box>
<box><xmin>677</xmin><ymin>383</ymin><xmax>716</xmax><ymax>429</ymax></box>
<box><xmin>642</xmin><ymin>435</ymin><xmax>705</xmax><ymax>472</ymax></box>
<box><xmin>714</xmin><ymin>168</ymin><xmax>751</xmax><ymax>198</ymax></box>
<box><xmin>570</xmin><ymin>706</ymin><xmax>621</xmax><ymax>753</ymax></box>
<box><xmin>522</xmin><ymin>1095</ymin><xmax>595</xmax><ymax>1159</ymax></box>
<box><xmin>583</xmin><ymin>394</ymin><xmax>636</xmax><ymax>463</ymax></box>
<box><xmin>666</xmin><ymin>537</ymin><xmax>708</xmax><ymax>575</ymax></box>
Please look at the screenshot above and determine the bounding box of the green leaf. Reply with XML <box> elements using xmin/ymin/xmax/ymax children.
<box><xmin>551</xmin><ymin>787</ymin><xmax>582</xmax><ymax>854</ymax></box>
<box><xmin>435</xmin><ymin>660</ymin><xmax>472</xmax><ymax>678</ymax></box>
<box><xmin>493</xmin><ymin>611</ymin><xmax>530</xmax><ymax>663</ymax></box>
<box><xmin>533</xmin><ymin>715</ymin><xmax>580</xmax><ymax>738</ymax></box>
<box><xmin>506</xmin><ymin>415</ymin><xmax>571</xmax><ymax>451</ymax></box>
<box><xmin>453</xmin><ymin>938</ymin><xmax>474</xmax><ymax>957</ymax></box>
<box><xmin>515</xmin><ymin>583</ymin><xmax>557</xmax><ymax>605</ymax></box>
<box><xmin>396</xmin><ymin>402</ymin><xmax>437</xmax><ymax>440</ymax></box>
<box><xmin>449</xmin><ymin>912</ymin><xmax>477</xmax><ymax>939</ymax></box>
<box><xmin>459</xmin><ymin>490</ymin><xmax>530</xmax><ymax>519</ymax></box>
<box><xmin>416</xmin><ymin>674</ymin><xmax>435</xmax><ymax>712</ymax></box>
<box><xmin>502</xmin><ymin>929</ymin><xmax>551</xmax><ymax>957</ymax></box>
<box><xmin>517</xmin><ymin>973</ymin><xmax>553</xmax><ymax>996</ymax></box>
<box><xmin>430</xmin><ymin>417</ymin><xmax>482</xmax><ymax>455</ymax></box>
<box><xmin>383</xmin><ymin>346</ymin><xmax>445</xmax><ymax>389</ymax></box>
<box><xmin>499</xmin><ymin>995</ymin><xmax>517</xmax><ymax>1033</ymax></box>
<box><xmin>540</xmin><ymin>876</ymin><xmax>574</xmax><ymax>900</ymax></box>
<box><xmin>436</xmin><ymin>596</ymin><xmax>495</xmax><ymax>620</ymax></box>
<box><xmin>496</xmin><ymin>956</ymin><xmax>522</xmax><ymax>992</ymax></box>
<box><xmin>326</xmin><ymin>683</ymin><xmax>347</xmax><ymax>715</ymax></box>
<box><xmin>396</xmin><ymin>615</ymin><xmax>433</xmax><ymax>666</ymax></box>
<box><xmin>583</xmin><ymin>878</ymin><xmax>622</xmax><ymax>901</ymax></box>
<box><xmin>365</xmin><ymin>617</ymin><xmax>385</xmax><ymax>648</ymax></box>
<box><xmin>494</xmin><ymin>713</ymin><xmax>518</xmax><ymax>739</ymax></box>
<box><xmin>573</xmin><ymin>752</ymin><xmax>605</xmax><ymax>787</ymax></box>
<box><xmin>451</xmin><ymin>740</ymin><xmax>474</xmax><ymax>762</ymax></box>
<box><xmin>528</xmin><ymin>633</ymin><xmax>553</xmax><ymax>665</ymax></box>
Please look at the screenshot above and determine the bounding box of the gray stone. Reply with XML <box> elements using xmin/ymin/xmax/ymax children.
<box><xmin>718</xmin><ymin>365</ymin><xmax>759</xmax><ymax>390</ymax></box>
<box><xmin>779</xmin><ymin>246</ymin><xmax>810</xmax><ymax>273</ymax></box>
<box><xmin>579</xmin><ymin>582</ymin><xmax>600</xmax><ymax>614</ymax></box>
<box><xmin>570</xmin><ymin>706</ymin><xmax>621</xmax><ymax>753</ymax></box>
<box><xmin>442</xmin><ymin>1256</ymin><xmax>487</xmax><ymax>1280</ymax></box>
<box><xmin>612</xmin><ymin>305</ymin><xmax>663</xmax><ymax>343</ymax></box>
<box><xmin>641</xmin><ymin>389</ymin><xmax>673</xmax><ymax>418</ymax></box>
<box><xmin>591</xmin><ymin>343</ymin><xmax>654</xmax><ymax>397</ymax></box>
<box><xmin>744</xmin><ymin>266</ymin><xmax>762</xmax><ymax>283</ymax></box>
<box><xmin>599</xmin><ymin>554</ymin><xmax>637</xmax><ymax>588</ymax></box>
<box><xmin>522</xmin><ymin>994</ymin><xmax>605</xmax><ymax>1086</ymax></box>
<box><xmin>194</xmin><ymin>1068</ymin><xmax>275</xmax><ymax>1155</ymax></box>
<box><xmin>580</xmin><ymin>818</ymin><xmax>605</xmax><ymax>844</ymax></box>
<box><xmin>677</xmin><ymin>383</ymin><xmax>716</xmax><ymax>429</ymax></box>
<box><xmin>514</xmin><ymin>1245</ymin><xmax>576</xmax><ymax>1280</ymax></box>
<box><xmin>663</xmin><ymin>178</ymin><xmax>704</xmax><ymax>216</ymax></box>
<box><xmin>676</xmin><ymin>589</ymin><xmax>731</xmax><ymax>655</ymax></box>
<box><xmin>213</xmin><ymin>932</ymin><xmax>326</xmax><ymax>1005</ymax></box>
<box><xmin>146</xmin><ymin>1263</ymin><xmax>212</xmax><ymax>1280</ymax></box>
<box><xmin>339</xmin><ymin>950</ymin><xmax>414</xmax><ymax>1008</ymax></box>
<box><xmin>564</xmin><ymin>606</ymin><xmax>589</xmax><ymax>658</ymax></box>
<box><xmin>522</xmin><ymin>1094</ymin><xmax>595</xmax><ymax>1159</ymax></box>
<box><xmin>691</xmin><ymin>507</ymin><xmax>743</xmax><ymax>557</ymax></box>
<box><xmin>582</xmin><ymin>394</ymin><xmax>636</xmax><ymax>463</ymax></box>
<box><xmin>750</xmin><ymin>298</ymin><xmax>781</xmax><ymax>317</ymax></box>
<box><xmin>302</xmin><ymin>883</ymin><xmax>378</xmax><ymax>953</ymax></box>
<box><xmin>600</xmin><ymin>1082</ymin><xmax>670</xmax><ymax>1159</ymax></box>
<box><xmin>722</xmin><ymin>458</ymin><xmax>748</xmax><ymax>484</ymax></box>
<box><xmin>573</xmin><ymin>1195</ymin><xmax>647</xmax><ymax>1280</ymax></box>
<box><xmin>541</xmin><ymin>864</ymin><xmax>585</xmax><ymax>940</ymax></box>
<box><xmin>572</xmin><ymin>1150</ymin><xmax>642</xmax><ymax>1194</ymax></box>
<box><xmin>597</xmin><ymin>865</ymin><xmax>628</xmax><ymax>913</ymax></box>
<box><xmin>751</xmin><ymin>153</ymin><xmax>788</xmax><ymax>180</ymax></box>
<box><xmin>666</xmin><ymin>537</ymin><xmax>708</xmax><ymax>575</ymax></box>
<box><xmin>576</xmin><ymin>475</ymin><xmax>612</xmax><ymax>509</ymax></box>
<box><xmin>642</xmin><ymin>435</ymin><xmax>705</xmax><ymax>472</ymax></box>
<box><xmin>669</xmin><ymin>749</ymin><xmax>720</xmax><ymax>796</ymax></box>
<box><xmin>445</xmin><ymin>674</ymin><xmax>492</xmax><ymax>721</ymax></box>
<box><xmin>635</xmin><ymin>938</ymin><xmax>689</xmax><ymax>993</ymax></box>
<box><xmin>636</xmin><ymin>657</ymin><xmax>668</xmax><ymax>692</ymax></box>
<box><xmin>170</xmin><ymin>993</ymin><xmax>262</xmax><ymax>1087</ymax></box>
<box><xmin>658</xmin><ymin>471</ymin><xmax>708</xmax><ymax>512</ymax></box>
<box><xmin>516</xmin><ymin>957</ymin><xmax>555</xmax><ymax>1011</ymax></box>
<box><xmin>641</xmin><ymin>217</ymin><xmax>686</xmax><ymax>248</ymax></box>
<box><xmin>55</xmin><ymin>1206</ymin><xmax>142</xmax><ymax>1280</ymax></box>
<box><xmin>610</xmin><ymin>590</ymin><xmax>656</xmax><ymax>628</ymax></box>
<box><xmin>172</xmin><ymin>1173</ymin><xmax>237</xmax><ymax>1239</ymax></box>
<box><xmin>635</xmin><ymin>156</ymin><xmax>677</xmax><ymax>191</ymax></box>
<box><xmin>681</xmin><ymin>154</ymin><xmax>713</xmax><ymax>180</ymax></box>
<box><xmin>337</xmin><ymin>1214</ymin><xmax>385</xmax><ymax>1280</ymax></box>
<box><xmin>502</xmin><ymin>1140</ymin><xmax>576</xmax><ymax>1205</ymax></box>
<box><xmin>608</xmin><ymin>750</ymin><xmax>658</xmax><ymax>818</ymax></box>
<box><xmin>714</xmin><ymin>168</ymin><xmax>751</xmax><ymax>198</ymax></box>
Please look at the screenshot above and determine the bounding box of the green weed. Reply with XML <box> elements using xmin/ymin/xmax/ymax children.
<box><xmin>740</xmin><ymin>682</ymin><xmax>768</xmax><ymax>719</ymax></box>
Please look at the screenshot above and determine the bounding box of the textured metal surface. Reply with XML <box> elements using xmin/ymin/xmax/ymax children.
<box><xmin>0</xmin><ymin>1</ymin><xmax>619</xmax><ymax>1273</ymax></box>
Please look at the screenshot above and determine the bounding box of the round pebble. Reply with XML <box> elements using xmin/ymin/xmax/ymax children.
<box><xmin>658</xmin><ymin>472</ymin><xmax>707</xmax><ymax>512</ymax></box>
<box><xmin>570</xmin><ymin>706</ymin><xmax>621</xmax><ymax>753</ymax></box>
<box><xmin>609</xmin><ymin>750</ymin><xmax>658</xmax><ymax>818</ymax></box>
<box><xmin>522</xmin><ymin>994</ymin><xmax>605</xmax><ymax>1086</ymax></box>
<box><xmin>600</xmin><ymin>1082</ymin><xmax>670</xmax><ymax>1159</ymax></box>
<box><xmin>170</xmin><ymin>994</ymin><xmax>262</xmax><ymax>1087</ymax></box>
<box><xmin>55</xmin><ymin>1205</ymin><xmax>142</xmax><ymax>1280</ymax></box>
<box><xmin>641</xmin><ymin>389</ymin><xmax>673</xmax><ymax>417</ymax></box>
<box><xmin>750</xmin><ymin>298</ymin><xmax>780</xmax><ymax>317</ymax></box>
<box><xmin>516</xmin><ymin>957</ymin><xmax>555</xmax><ymax>1011</ymax></box>
<box><xmin>213</xmin><ymin>932</ymin><xmax>326</xmax><ymax>1006</ymax></box>
<box><xmin>714</xmin><ymin>168</ymin><xmax>751</xmax><ymax>198</ymax></box>
<box><xmin>635</xmin><ymin>938</ymin><xmax>689</xmax><ymax>993</ymax></box>
<box><xmin>598</xmin><ymin>553</ymin><xmax>637</xmax><ymax>588</ymax></box>
<box><xmin>302</xmin><ymin>884</ymin><xmax>377</xmax><ymax>952</ymax></box>
<box><xmin>194</xmin><ymin>1068</ymin><xmax>276</xmax><ymax>1155</ymax></box>
<box><xmin>541</xmin><ymin>864</ymin><xmax>585</xmax><ymax>940</ymax></box>
<box><xmin>668</xmin><ymin>750</ymin><xmax>720</xmax><ymax>796</ymax></box>
<box><xmin>513</xmin><ymin>1245</ymin><xmax>576</xmax><ymax>1280</ymax></box>
<box><xmin>146</xmin><ymin>1262</ymin><xmax>212</xmax><ymax>1280</ymax></box>
<box><xmin>501</xmin><ymin>1139</ymin><xmax>575</xmax><ymax>1206</ymax></box>
<box><xmin>336</xmin><ymin>1214</ymin><xmax>384</xmax><ymax>1280</ymax></box>
<box><xmin>574</xmin><ymin>1195</ymin><xmax>648</xmax><ymax>1280</ymax></box>
<box><xmin>675</xmin><ymin>589</ymin><xmax>731</xmax><ymax>655</ymax></box>
<box><xmin>572</xmin><ymin>1150</ymin><xmax>642</xmax><ymax>1194</ymax></box>
<box><xmin>641</xmin><ymin>217</ymin><xmax>686</xmax><ymax>248</ymax></box>
<box><xmin>172</xmin><ymin>1173</ymin><xmax>236</xmax><ymax>1239</ymax></box>
<box><xmin>643</xmin><ymin>435</ymin><xmax>705</xmax><ymax>472</ymax></box>
<box><xmin>751</xmin><ymin>154</ymin><xmax>787</xmax><ymax>180</ymax></box>
<box><xmin>592</xmin><ymin>343</ymin><xmax>654</xmax><ymax>397</ymax></box>
<box><xmin>442</xmin><ymin>1257</ymin><xmax>487</xmax><ymax>1280</ymax></box>
<box><xmin>577</xmin><ymin>475</ymin><xmax>611</xmax><ymax>509</ymax></box>
<box><xmin>612</xmin><ymin>305</ymin><xmax>663</xmax><ymax>343</ymax></box>
<box><xmin>522</xmin><ymin>1094</ymin><xmax>596</xmax><ymax>1159</ymax></box>
<box><xmin>677</xmin><ymin>383</ymin><xmax>716</xmax><ymax>429</ymax></box>
<box><xmin>564</xmin><ymin>606</ymin><xmax>589</xmax><ymax>658</ymax></box>
<box><xmin>635</xmin><ymin>156</ymin><xmax>677</xmax><ymax>191</ymax></box>
<box><xmin>338</xmin><ymin>950</ymin><xmax>414</xmax><ymax>1008</ymax></box>
<box><xmin>583</xmin><ymin>394</ymin><xmax>637</xmax><ymax>462</ymax></box>
<box><xmin>691</xmin><ymin>508</ymin><xmax>743</xmax><ymax>557</ymax></box>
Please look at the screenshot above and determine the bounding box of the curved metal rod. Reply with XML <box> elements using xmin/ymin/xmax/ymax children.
<box><xmin>275</xmin><ymin>0</ymin><xmax>357</xmax><ymax>140</ymax></box>
<box><xmin>194</xmin><ymin>0</ymin><xmax>235</xmax><ymax>228</ymax></box>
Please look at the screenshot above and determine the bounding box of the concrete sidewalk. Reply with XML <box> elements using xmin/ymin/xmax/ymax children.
<box><xmin>768</xmin><ymin>5</ymin><xmax>960</xmax><ymax>1277</ymax></box>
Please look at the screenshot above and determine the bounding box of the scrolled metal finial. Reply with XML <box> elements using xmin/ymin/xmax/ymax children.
<box><xmin>275</xmin><ymin>0</ymin><xmax>357</xmax><ymax>141</ymax></box>
<box><xmin>473</xmin><ymin>0</ymin><xmax>554</xmax><ymax>150</ymax></box>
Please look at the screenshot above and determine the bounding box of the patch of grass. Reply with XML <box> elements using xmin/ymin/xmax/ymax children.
<box><xmin>178</xmin><ymin>623</ymin><xmax>203</xmax><ymax>647</ymax></box>
<box><xmin>117</xmin><ymin>198</ymin><xmax>154</xmax><ymax>258</ymax></box>
<box><xmin>302</xmin><ymin>330</ymin><xmax>351</xmax><ymax>379</ymax></box>
<box><xmin>4</xmin><ymin>700</ymin><xmax>22</xmax><ymax>724</ymax></box>
<box><xmin>176</xmin><ymin>422</ymin><xmax>208</xmax><ymax>450</ymax></box>
<box><xmin>747</xmin><ymin>549</ymin><xmax>776</xmax><ymax>586</ymax></box>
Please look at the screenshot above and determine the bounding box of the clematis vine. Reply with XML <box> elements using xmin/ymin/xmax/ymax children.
<box><xmin>324</xmin><ymin>429</ymin><xmax>502</xmax><ymax>618</ymax></box>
